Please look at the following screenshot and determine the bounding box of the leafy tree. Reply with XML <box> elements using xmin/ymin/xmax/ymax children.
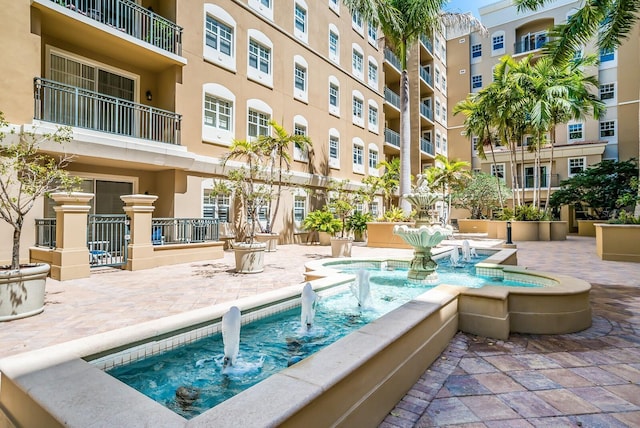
<box><xmin>376</xmin><ymin>158</ymin><xmax>400</xmax><ymax>212</ymax></box>
<box><xmin>452</xmin><ymin>172</ymin><xmax>512</xmax><ymax>219</ymax></box>
<box><xmin>0</xmin><ymin>112</ymin><xmax>79</xmax><ymax>270</ymax></box>
<box><xmin>344</xmin><ymin>0</ymin><xmax>483</xmax><ymax>215</ymax></box>
<box><xmin>423</xmin><ymin>154</ymin><xmax>470</xmax><ymax>224</ymax></box>
<box><xmin>549</xmin><ymin>159</ymin><xmax>639</xmax><ymax>219</ymax></box>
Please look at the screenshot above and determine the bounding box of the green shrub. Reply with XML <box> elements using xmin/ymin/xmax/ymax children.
<box><xmin>302</xmin><ymin>209</ymin><xmax>342</xmax><ymax>234</ymax></box>
<box><xmin>380</xmin><ymin>206</ymin><xmax>409</xmax><ymax>222</ymax></box>
<box><xmin>497</xmin><ymin>205</ymin><xmax>548</xmax><ymax>221</ymax></box>
<box><xmin>346</xmin><ymin>211</ymin><xmax>374</xmax><ymax>233</ymax></box>
<box><xmin>609</xmin><ymin>210</ymin><xmax>640</xmax><ymax>224</ymax></box>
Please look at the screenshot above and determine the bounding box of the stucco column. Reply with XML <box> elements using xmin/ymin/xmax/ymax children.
<box><xmin>50</xmin><ymin>192</ymin><xmax>94</xmax><ymax>281</ymax></box>
<box><xmin>121</xmin><ymin>194</ymin><xmax>158</xmax><ymax>271</ymax></box>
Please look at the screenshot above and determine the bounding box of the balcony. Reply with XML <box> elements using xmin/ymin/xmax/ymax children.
<box><xmin>517</xmin><ymin>174</ymin><xmax>560</xmax><ymax>189</ymax></box>
<box><xmin>514</xmin><ymin>34</ymin><xmax>548</xmax><ymax>54</ymax></box>
<box><xmin>34</xmin><ymin>78</ymin><xmax>181</xmax><ymax>145</ymax></box>
<box><xmin>420</xmin><ymin>34</ymin><xmax>433</xmax><ymax>53</ymax></box>
<box><xmin>384</xmin><ymin>48</ymin><xmax>401</xmax><ymax>71</ymax></box>
<box><xmin>384</xmin><ymin>128</ymin><xmax>400</xmax><ymax>148</ymax></box>
<box><xmin>419</xmin><ymin>67</ymin><xmax>432</xmax><ymax>87</ymax></box>
<box><xmin>43</xmin><ymin>0</ymin><xmax>182</xmax><ymax>55</ymax></box>
<box><xmin>419</xmin><ymin>103</ymin><xmax>433</xmax><ymax>121</ymax></box>
<box><xmin>384</xmin><ymin>87</ymin><xmax>400</xmax><ymax>109</ymax></box>
<box><xmin>420</xmin><ymin>137</ymin><xmax>434</xmax><ymax>156</ymax></box>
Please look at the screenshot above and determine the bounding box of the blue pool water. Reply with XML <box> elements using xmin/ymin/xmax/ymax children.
<box><xmin>107</xmin><ymin>257</ymin><xmax>540</xmax><ymax>418</ymax></box>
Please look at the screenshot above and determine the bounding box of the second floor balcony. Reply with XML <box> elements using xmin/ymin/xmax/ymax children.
<box><xmin>34</xmin><ymin>78</ymin><xmax>181</xmax><ymax>145</ymax></box>
<box><xmin>384</xmin><ymin>48</ymin><xmax>402</xmax><ymax>72</ymax></box>
<box><xmin>384</xmin><ymin>87</ymin><xmax>400</xmax><ymax>110</ymax></box>
<box><xmin>514</xmin><ymin>33</ymin><xmax>549</xmax><ymax>54</ymax></box>
<box><xmin>420</xmin><ymin>137</ymin><xmax>434</xmax><ymax>156</ymax></box>
<box><xmin>419</xmin><ymin>103</ymin><xmax>433</xmax><ymax>121</ymax></box>
<box><xmin>419</xmin><ymin>67</ymin><xmax>433</xmax><ymax>87</ymax></box>
<box><xmin>384</xmin><ymin>128</ymin><xmax>400</xmax><ymax>148</ymax></box>
<box><xmin>420</xmin><ymin>34</ymin><xmax>433</xmax><ymax>53</ymax></box>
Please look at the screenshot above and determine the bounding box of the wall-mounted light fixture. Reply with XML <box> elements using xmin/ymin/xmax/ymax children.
<box><xmin>145</xmin><ymin>90</ymin><xmax>153</xmax><ymax>101</ymax></box>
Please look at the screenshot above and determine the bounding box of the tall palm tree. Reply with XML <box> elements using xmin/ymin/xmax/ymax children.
<box><xmin>377</xmin><ymin>158</ymin><xmax>400</xmax><ymax>212</ymax></box>
<box><xmin>425</xmin><ymin>154</ymin><xmax>470</xmax><ymax>224</ymax></box>
<box><xmin>257</xmin><ymin>120</ymin><xmax>312</xmax><ymax>233</ymax></box>
<box><xmin>343</xmin><ymin>0</ymin><xmax>483</xmax><ymax>215</ymax></box>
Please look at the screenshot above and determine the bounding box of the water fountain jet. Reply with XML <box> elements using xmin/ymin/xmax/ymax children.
<box><xmin>301</xmin><ymin>283</ymin><xmax>317</xmax><ymax>328</ymax></box>
<box><xmin>350</xmin><ymin>269</ymin><xmax>372</xmax><ymax>308</ymax></box>
<box><xmin>222</xmin><ymin>306</ymin><xmax>241</xmax><ymax>367</ymax></box>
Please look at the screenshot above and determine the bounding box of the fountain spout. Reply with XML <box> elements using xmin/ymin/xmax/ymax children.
<box><xmin>301</xmin><ymin>283</ymin><xmax>317</xmax><ymax>328</ymax></box>
<box><xmin>222</xmin><ymin>306</ymin><xmax>241</xmax><ymax>367</ymax></box>
<box><xmin>350</xmin><ymin>269</ymin><xmax>372</xmax><ymax>308</ymax></box>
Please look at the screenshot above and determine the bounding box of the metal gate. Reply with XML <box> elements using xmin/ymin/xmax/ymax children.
<box><xmin>87</xmin><ymin>214</ymin><xmax>129</xmax><ymax>268</ymax></box>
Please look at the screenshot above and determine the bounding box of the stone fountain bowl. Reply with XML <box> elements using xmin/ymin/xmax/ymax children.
<box><xmin>393</xmin><ymin>224</ymin><xmax>453</xmax><ymax>248</ymax></box>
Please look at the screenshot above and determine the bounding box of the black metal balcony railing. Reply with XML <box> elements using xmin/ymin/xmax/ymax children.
<box><xmin>420</xmin><ymin>34</ymin><xmax>433</xmax><ymax>53</ymax></box>
<box><xmin>34</xmin><ymin>78</ymin><xmax>182</xmax><ymax>145</ymax></box>
<box><xmin>151</xmin><ymin>218</ymin><xmax>219</xmax><ymax>245</ymax></box>
<box><xmin>384</xmin><ymin>48</ymin><xmax>401</xmax><ymax>71</ymax></box>
<box><xmin>52</xmin><ymin>0</ymin><xmax>183</xmax><ymax>55</ymax></box>
<box><xmin>384</xmin><ymin>87</ymin><xmax>400</xmax><ymax>109</ymax></box>
<box><xmin>419</xmin><ymin>103</ymin><xmax>433</xmax><ymax>120</ymax></box>
<box><xmin>35</xmin><ymin>218</ymin><xmax>57</xmax><ymax>248</ymax></box>
<box><xmin>384</xmin><ymin>128</ymin><xmax>400</xmax><ymax>148</ymax></box>
<box><xmin>419</xmin><ymin>67</ymin><xmax>432</xmax><ymax>86</ymax></box>
<box><xmin>514</xmin><ymin>35</ymin><xmax>549</xmax><ymax>54</ymax></box>
<box><xmin>420</xmin><ymin>137</ymin><xmax>434</xmax><ymax>156</ymax></box>
<box><xmin>517</xmin><ymin>174</ymin><xmax>560</xmax><ymax>189</ymax></box>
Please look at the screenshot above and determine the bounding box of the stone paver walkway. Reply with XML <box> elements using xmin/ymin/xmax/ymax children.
<box><xmin>1</xmin><ymin>235</ymin><xmax>640</xmax><ymax>427</ymax></box>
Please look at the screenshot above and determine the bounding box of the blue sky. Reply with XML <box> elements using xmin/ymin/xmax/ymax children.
<box><xmin>444</xmin><ymin>0</ymin><xmax>498</xmax><ymax>18</ymax></box>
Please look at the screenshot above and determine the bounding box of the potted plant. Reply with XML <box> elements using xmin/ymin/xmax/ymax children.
<box><xmin>327</xmin><ymin>180</ymin><xmax>356</xmax><ymax>257</ymax></box>
<box><xmin>346</xmin><ymin>211</ymin><xmax>373</xmax><ymax>242</ymax></box>
<box><xmin>222</xmin><ymin>139</ymin><xmax>269</xmax><ymax>274</ymax></box>
<box><xmin>452</xmin><ymin>172</ymin><xmax>512</xmax><ymax>233</ymax></box>
<box><xmin>0</xmin><ymin>112</ymin><xmax>79</xmax><ymax>321</ymax></box>
<box><xmin>302</xmin><ymin>208</ymin><xmax>341</xmax><ymax>246</ymax></box>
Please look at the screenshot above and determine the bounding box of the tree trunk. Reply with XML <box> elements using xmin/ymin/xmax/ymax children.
<box><xmin>544</xmin><ymin>127</ymin><xmax>556</xmax><ymax>212</ymax></box>
<box><xmin>11</xmin><ymin>221</ymin><xmax>22</xmax><ymax>270</ymax></box>
<box><xmin>399</xmin><ymin>68</ymin><xmax>411</xmax><ymax>215</ymax></box>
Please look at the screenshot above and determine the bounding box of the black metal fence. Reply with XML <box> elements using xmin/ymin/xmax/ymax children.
<box><xmin>35</xmin><ymin>218</ymin><xmax>57</xmax><ymax>248</ymax></box>
<box><xmin>151</xmin><ymin>218</ymin><xmax>219</xmax><ymax>245</ymax></box>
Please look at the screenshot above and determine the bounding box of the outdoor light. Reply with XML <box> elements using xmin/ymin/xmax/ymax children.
<box><xmin>145</xmin><ymin>90</ymin><xmax>152</xmax><ymax>101</ymax></box>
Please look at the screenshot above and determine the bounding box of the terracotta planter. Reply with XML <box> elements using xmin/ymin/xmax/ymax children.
<box><xmin>0</xmin><ymin>263</ymin><xmax>49</xmax><ymax>322</ymax></box>
<box><xmin>595</xmin><ymin>223</ymin><xmax>640</xmax><ymax>262</ymax></box>
<box><xmin>366</xmin><ymin>222</ymin><xmax>413</xmax><ymax>249</ymax></box>
<box><xmin>255</xmin><ymin>233</ymin><xmax>279</xmax><ymax>252</ymax></box>
<box><xmin>330</xmin><ymin>237</ymin><xmax>352</xmax><ymax>258</ymax></box>
<box><xmin>232</xmin><ymin>242</ymin><xmax>266</xmax><ymax>273</ymax></box>
<box><xmin>457</xmin><ymin>219</ymin><xmax>489</xmax><ymax>234</ymax></box>
<box><xmin>578</xmin><ymin>220</ymin><xmax>600</xmax><ymax>237</ymax></box>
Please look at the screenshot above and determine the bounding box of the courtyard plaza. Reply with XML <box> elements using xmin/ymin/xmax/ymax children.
<box><xmin>1</xmin><ymin>235</ymin><xmax>639</xmax><ymax>426</ymax></box>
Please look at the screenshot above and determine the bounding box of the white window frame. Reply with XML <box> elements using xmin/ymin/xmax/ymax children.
<box><xmin>293</xmin><ymin>1</ymin><xmax>308</xmax><ymax>43</ymax></box>
<box><xmin>202</xmin><ymin>83</ymin><xmax>235</xmax><ymax>146</ymax></box>
<box><xmin>435</xmin><ymin>66</ymin><xmax>441</xmax><ymax>88</ymax></box>
<box><xmin>329</xmin><ymin>128</ymin><xmax>340</xmax><ymax>169</ymax></box>
<box><xmin>293</xmin><ymin>55</ymin><xmax>308</xmax><ymax>103</ymax></box>
<box><xmin>491</xmin><ymin>163</ymin><xmax>506</xmax><ymax>183</ymax></box>
<box><xmin>293</xmin><ymin>195</ymin><xmax>307</xmax><ymax>223</ymax></box>
<box><xmin>352</xmin><ymin>10</ymin><xmax>364</xmax><ymax>35</ymax></box>
<box><xmin>328</xmin><ymin>75</ymin><xmax>340</xmax><ymax>117</ymax></box>
<box><xmin>491</xmin><ymin>31</ymin><xmax>505</xmax><ymax>56</ymax></box>
<box><xmin>247</xmin><ymin>30</ymin><xmax>273</xmax><ymax>87</ymax></box>
<box><xmin>247</xmin><ymin>98</ymin><xmax>272</xmax><ymax>140</ymax></box>
<box><xmin>435</xmin><ymin>130</ymin><xmax>441</xmax><ymax>150</ymax></box>
<box><xmin>568</xmin><ymin>122</ymin><xmax>583</xmax><ymax>141</ymax></box>
<box><xmin>328</xmin><ymin>0</ymin><xmax>340</xmax><ymax>15</ymax></box>
<box><xmin>352</xmin><ymin>43</ymin><xmax>364</xmax><ymax>79</ymax></box>
<box><xmin>600</xmin><ymin>82</ymin><xmax>616</xmax><ymax>102</ymax></box>
<box><xmin>293</xmin><ymin>115</ymin><xmax>309</xmax><ymax>162</ymax></box>
<box><xmin>352</xmin><ymin>138</ymin><xmax>365</xmax><ymax>174</ymax></box>
<box><xmin>248</xmin><ymin>0</ymin><xmax>273</xmax><ymax>20</ymax></box>
<box><xmin>367</xmin><ymin>143</ymin><xmax>379</xmax><ymax>176</ymax></box>
<box><xmin>471</xmin><ymin>43</ymin><xmax>482</xmax><ymax>63</ymax></box>
<box><xmin>204</xmin><ymin>5</ymin><xmax>236</xmax><ymax>72</ymax></box>
<box><xmin>352</xmin><ymin>90</ymin><xmax>364</xmax><ymax>128</ymax></box>
<box><xmin>367</xmin><ymin>99</ymin><xmax>379</xmax><ymax>133</ymax></box>
<box><xmin>328</xmin><ymin>25</ymin><xmax>340</xmax><ymax>63</ymax></box>
<box><xmin>600</xmin><ymin>120</ymin><xmax>616</xmax><ymax>138</ymax></box>
<box><xmin>435</xmin><ymin>98</ymin><xmax>441</xmax><ymax>119</ymax></box>
<box><xmin>367</xmin><ymin>56</ymin><xmax>378</xmax><ymax>89</ymax></box>
<box><xmin>367</xmin><ymin>22</ymin><xmax>378</xmax><ymax>47</ymax></box>
<box><xmin>568</xmin><ymin>157</ymin><xmax>586</xmax><ymax>176</ymax></box>
<box><xmin>471</xmin><ymin>74</ymin><xmax>482</xmax><ymax>90</ymax></box>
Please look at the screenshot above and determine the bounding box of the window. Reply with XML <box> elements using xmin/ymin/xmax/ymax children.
<box><xmin>435</xmin><ymin>99</ymin><xmax>441</xmax><ymax>119</ymax></box>
<box><xmin>329</xmin><ymin>0</ymin><xmax>339</xmax><ymax>14</ymax></box>
<box><xmin>352</xmin><ymin>10</ymin><xmax>363</xmax><ymax>33</ymax></box>
<box><xmin>294</xmin><ymin>4</ymin><xmax>306</xmax><ymax>33</ymax></box>
<box><xmin>294</xmin><ymin>64</ymin><xmax>306</xmax><ymax>91</ymax></box>
<box><xmin>442</xmin><ymin>106</ymin><xmax>447</xmax><ymax>124</ymax></box>
<box><xmin>371</xmin><ymin>201</ymin><xmax>379</xmax><ymax>217</ymax></box>
<box><xmin>293</xmin><ymin>55</ymin><xmax>308</xmax><ymax>102</ymax></box>
<box><xmin>352</xmin><ymin>46</ymin><xmax>364</xmax><ymax>78</ymax></box>
<box><xmin>568</xmin><ymin>157</ymin><xmax>585</xmax><ymax>176</ymax></box>
<box><xmin>471</xmin><ymin>43</ymin><xmax>482</xmax><ymax>59</ymax></box>
<box><xmin>368</xmin><ymin>22</ymin><xmax>378</xmax><ymax>46</ymax></box>
<box><xmin>352</xmin><ymin>91</ymin><xmax>364</xmax><ymax>127</ymax></box>
<box><xmin>435</xmin><ymin>132</ymin><xmax>441</xmax><ymax>149</ymax></box>
<box><xmin>329</xmin><ymin>129</ymin><xmax>340</xmax><ymax>168</ymax></box>
<box><xmin>352</xmin><ymin>139</ymin><xmax>364</xmax><ymax>174</ymax></box>
<box><xmin>328</xmin><ymin>77</ymin><xmax>340</xmax><ymax>116</ymax></box>
<box><xmin>247</xmin><ymin>31</ymin><xmax>273</xmax><ymax>86</ymax></box>
<box><xmin>368</xmin><ymin>58</ymin><xmax>378</xmax><ymax>88</ymax></box>
<box><xmin>435</xmin><ymin>67</ymin><xmax>440</xmax><ymax>87</ymax></box>
<box><xmin>524</xmin><ymin>166</ymin><xmax>548</xmax><ymax>188</ymax></box>
<box><xmin>368</xmin><ymin>101</ymin><xmax>378</xmax><ymax>133</ymax></box>
<box><xmin>368</xmin><ymin>147</ymin><xmax>378</xmax><ymax>169</ymax></box>
<box><xmin>205</xmin><ymin>16</ymin><xmax>232</xmax><ymax>56</ymax></box>
<box><xmin>600</xmin><ymin>83</ymin><xmax>615</xmax><ymax>100</ymax></box>
<box><xmin>248</xmin><ymin>109</ymin><xmax>270</xmax><ymax>138</ymax></box>
<box><xmin>471</xmin><ymin>75</ymin><xmax>482</xmax><ymax>89</ymax></box>
<box><xmin>492</xmin><ymin>31</ymin><xmax>505</xmax><ymax>54</ymax></box>
<box><xmin>600</xmin><ymin>120</ymin><xmax>615</xmax><ymax>137</ymax></box>
<box><xmin>294</xmin><ymin>120</ymin><xmax>309</xmax><ymax>161</ymax></box>
<box><xmin>491</xmin><ymin>163</ymin><xmax>505</xmax><ymax>182</ymax></box>
<box><xmin>568</xmin><ymin>123</ymin><xmax>583</xmax><ymax>140</ymax></box>
<box><xmin>441</xmin><ymin>75</ymin><xmax>446</xmax><ymax>91</ymax></box>
<box><xmin>442</xmin><ymin>136</ymin><xmax>447</xmax><ymax>152</ymax></box>
<box><xmin>353</xmin><ymin>97</ymin><xmax>363</xmax><ymax>118</ymax></box>
<box><xmin>600</xmin><ymin>47</ymin><xmax>614</xmax><ymax>62</ymax></box>
<box><xmin>203</xmin><ymin>192</ymin><xmax>230</xmax><ymax>222</ymax></box>
<box><xmin>204</xmin><ymin>6</ymin><xmax>236</xmax><ymax>71</ymax></box>
<box><xmin>329</xmin><ymin>28</ymin><xmax>339</xmax><ymax>62</ymax></box>
<box><xmin>293</xmin><ymin>196</ymin><xmax>306</xmax><ymax>222</ymax></box>
<box><xmin>204</xmin><ymin>95</ymin><xmax>232</xmax><ymax>131</ymax></box>
<box><xmin>248</xmin><ymin>0</ymin><xmax>273</xmax><ymax>20</ymax></box>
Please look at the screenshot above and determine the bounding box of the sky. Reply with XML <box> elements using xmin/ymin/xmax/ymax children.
<box><xmin>444</xmin><ymin>0</ymin><xmax>499</xmax><ymax>18</ymax></box>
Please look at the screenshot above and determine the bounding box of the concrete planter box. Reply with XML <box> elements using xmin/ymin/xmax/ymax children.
<box><xmin>457</xmin><ymin>219</ymin><xmax>489</xmax><ymax>234</ymax></box>
<box><xmin>255</xmin><ymin>233</ymin><xmax>279</xmax><ymax>252</ymax></box>
<box><xmin>0</xmin><ymin>263</ymin><xmax>49</xmax><ymax>322</ymax></box>
<box><xmin>595</xmin><ymin>223</ymin><xmax>640</xmax><ymax>262</ymax></box>
<box><xmin>549</xmin><ymin>221</ymin><xmax>568</xmax><ymax>241</ymax></box>
<box><xmin>232</xmin><ymin>242</ymin><xmax>266</xmax><ymax>273</ymax></box>
<box><xmin>489</xmin><ymin>221</ymin><xmax>568</xmax><ymax>241</ymax></box>
<box><xmin>366</xmin><ymin>222</ymin><xmax>413</xmax><ymax>249</ymax></box>
<box><xmin>578</xmin><ymin>219</ymin><xmax>600</xmax><ymax>237</ymax></box>
<box><xmin>330</xmin><ymin>237</ymin><xmax>353</xmax><ymax>257</ymax></box>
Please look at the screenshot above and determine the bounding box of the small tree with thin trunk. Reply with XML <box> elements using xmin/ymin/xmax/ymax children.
<box><xmin>0</xmin><ymin>112</ymin><xmax>79</xmax><ymax>270</ymax></box>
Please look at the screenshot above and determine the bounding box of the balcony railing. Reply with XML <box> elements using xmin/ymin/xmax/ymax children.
<box><xmin>420</xmin><ymin>137</ymin><xmax>434</xmax><ymax>156</ymax></box>
<box><xmin>51</xmin><ymin>0</ymin><xmax>182</xmax><ymax>55</ymax></box>
<box><xmin>34</xmin><ymin>78</ymin><xmax>182</xmax><ymax>145</ymax></box>
<box><xmin>384</xmin><ymin>48</ymin><xmax>401</xmax><ymax>71</ymax></box>
<box><xmin>419</xmin><ymin>67</ymin><xmax>432</xmax><ymax>86</ymax></box>
<box><xmin>517</xmin><ymin>174</ymin><xmax>560</xmax><ymax>189</ymax></box>
<box><xmin>514</xmin><ymin>35</ymin><xmax>549</xmax><ymax>54</ymax></box>
<box><xmin>35</xmin><ymin>218</ymin><xmax>57</xmax><ymax>248</ymax></box>
<box><xmin>384</xmin><ymin>128</ymin><xmax>400</xmax><ymax>148</ymax></box>
<box><xmin>151</xmin><ymin>218</ymin><xmax>219</xmax><ymax>245</ymax></box>
<box><xmin>419</xmin><ymin>103</ymin><xmax>433</xmax><ymax>120</ymax></box>
<box><xmin>420</xmin><ymin>34</ymin><xmax>433</xmax><ymax>53</ymax></box>
<box><xmin>384</xmin><ymin>87</ymin><xmax>400</xmax><ymax>109</ymax></box>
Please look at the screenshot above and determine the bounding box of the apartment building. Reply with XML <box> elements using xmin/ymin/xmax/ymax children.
<box><xmin>0</xmin><ymin>0</ymin><xmax>393</xmax><ymax>263</ymax></box>
<box><xmin>446</xmin><ymin>0</ymin><xmax>640</xmax><ymax>230</ymax></box>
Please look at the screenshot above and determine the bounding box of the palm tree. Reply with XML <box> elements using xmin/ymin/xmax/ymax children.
<box><xmin>425</xmin><ymin>154</ymin><xmax>470</xmax><ymax>224</ymax></box>
<box><xmin>376</xmin><ymin>158</ymin><xmax>400</xmax><ymax>212</ymax></box>
<box><xmin>343</xmin><ymin>0</ymin><xmax>483</xmax><ymax>215</ymax></box>
<box><xmin>257</xmin><ymin>120</ymin><xmax>312</xmax><ymax>233</ymax></box>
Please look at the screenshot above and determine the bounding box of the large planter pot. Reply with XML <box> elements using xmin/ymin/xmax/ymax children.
<box><xmin>318</xmin><ymin>231</ymin><xmax>332</xmax><ymax>246</ymax></box>
<box><xmin>595</xmin><ymin>223</ymin><xmax>640</xmax><ymax>262</ymax></box>
<box><xmin>549</xmin><ymin>221</ymin><xmax>568</xmax><ymax>241</ymax></box>
<box><xmin>578</xmin><ymin>220</ymin><xmax>600</xmax><ymax>237</ymax></box>
<box><xmin>511</xmin><ymin>221</ymin><xmax>539</xmax><ymax>241</ymax></box>
<box><xmin>0</xmin><ymin>263</ymin><xmax>49</xmax><ymax>322</ymax></box>
<box><xmin>366</xmin><ymin>222</ymin><xmax>413</xmax><ymax>249</ymax></box>
<box><xmin>232</xmin><ymin>242</ymin><xmax>267</xmax><ymax>274</ymax></box>
<box><xmin>255</xmin><ymin>233</ymin><xmax>279</xmax><ymax>252</ymax></box>
<box><xmin>330</xmin><ymin>237</ymin><xmax>353</xmax><ymax>258</ymax></box>
<box><xmin>353</xmin><ymin>231</ymin><xmax>366</xmax><ymax>243</ymax></box>
<box><xmin>457</xmin><ymin>219</ymin><xmax>489</xmax><ymax>234</ymax></box>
